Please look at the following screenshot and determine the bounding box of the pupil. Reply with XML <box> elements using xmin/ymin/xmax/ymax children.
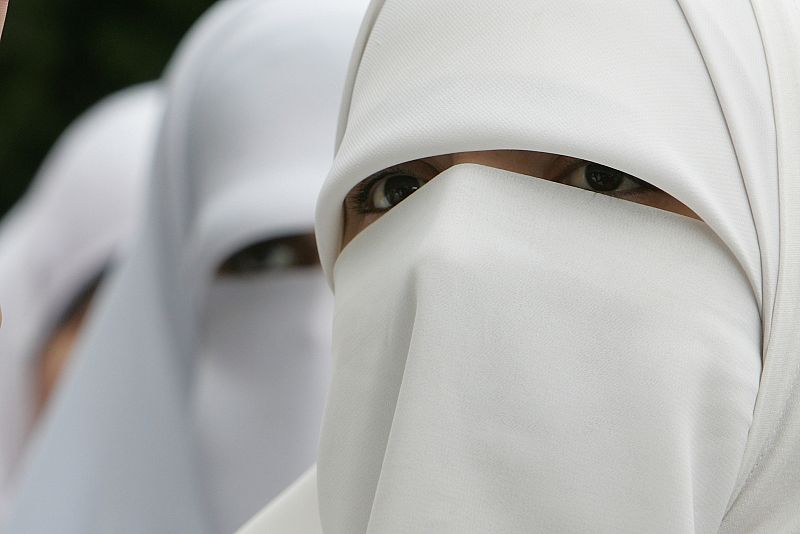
<box><xmin>584</xmin><ymin>164</ymin><xmax>623</xmax><ymax>192</ymax></box>
<box><xmin>385</xmin><ymin>174</ymin><xmax>421</xmax><ymax>206</ymax></box>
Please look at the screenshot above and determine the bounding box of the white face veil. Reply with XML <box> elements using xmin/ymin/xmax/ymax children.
<box><xmin>309</xmin><ymin>1</ymin><xmax>799</xmax><ymax>533</ymax></box>
<box><xmin>194</xmin><ymin>269</ymin><xmax>333</xmax><ymax>533</ymax></box>
<box><xmin>3</xmin><ymin>1</ymin><xmax>368</xmax><ymax>533</ymax></box>
<box><xmin>0</xmin><ymin>84</ymin><xmax>159</xmax><ymax>522</ymax></box>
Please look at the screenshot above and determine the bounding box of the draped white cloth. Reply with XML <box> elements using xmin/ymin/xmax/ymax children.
<box><xmin>3</xmin><ymin>0</ymin><xmax>366</xmax><ymax>532</ymax></box>
<box><xmin>244</xmin><ymin>0</ymin><xmax>800</xmax><ymax>532</ymax></box>
<box><xmin>0</xmin><ymin>84</ymin><xmax>160</xmax><ymax>524</ymax></box>
<box><xmin>237</xmin><ymin>466</ymin><xmax>322</xmax><ymax>534</ymax></box>
<box><xmin>195</xmin><ymin>271</ymin><xmax>333</xmax><ymax>533</ymax></box>
<box><xmin>323</xmin><ymin>164</ymin><xmax>759</xmax><ymax>533</ymax></box>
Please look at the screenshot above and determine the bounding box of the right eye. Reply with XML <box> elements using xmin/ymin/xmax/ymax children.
<box><xmin>367</xmin><ymin>172</ymin><xmax>427</xmax><ymax>211</ymax></box>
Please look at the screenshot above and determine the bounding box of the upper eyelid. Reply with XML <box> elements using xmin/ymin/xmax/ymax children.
<box><xmin>352</xmin><ymin>164</ymin><xmax>433</xmax><ymax>196</ymax></box>
<box><xmin>354</xmin><ymin>168</ymin><xmax>407</xmax><ymax>198</ymax></box>
<box><xmin>554</xmin><ymin>161</ymin><xmax>653</xmax><ymax>189</ymax></box>
<box><xmin>361</xmin><ymin>166</ymin><xmax>418</xmax><ymax>188</ymax></box>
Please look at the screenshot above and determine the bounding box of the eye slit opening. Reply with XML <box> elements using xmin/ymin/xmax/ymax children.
<box><xmin>340</xmin><ymin>152</ymin><xmax>703</xmax><ymax>252</ymax></box>
<box><xmin>217</xmin><ymin>233</ymin><xmax>319</xmax><ymax>276</ymax></box>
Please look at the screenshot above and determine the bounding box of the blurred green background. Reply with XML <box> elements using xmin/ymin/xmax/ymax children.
<box><xmin>0</xmin><ymin>0</ymin><xmax>216</xmax><ymax>216</ymax></box>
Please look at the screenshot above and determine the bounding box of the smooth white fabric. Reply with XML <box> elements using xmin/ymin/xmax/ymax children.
<box><xmin>0</xmin><ymin>84</ymin><xmax>160</xmax><ymax>523</ymax></box>
<box><xmin>3</xmin><ymin>1</ymin><xmax>366</xmax><ymax>532</ymax></box>
<box><xmin>274</xmin><ymin>0</ymin><xmax>794</xmax><ymax>532</ymax></box>
<box><xmin>720</xmin><ymin>1</ymin><xmax>800</xmax><ymax>531</ymax></box>
<box><xmin>195</xmin><ymin>270</ymin><xmax>333</xmax><ymax>533</ymax></box>
<box><xmin>235</xmin><ymin>466</ymin><xmax>322</xmax><ymax>534</ymax></box>
<box><xmin>324</xmin><ymin>165</ymin><xmax>760</xmax><ymax>533</ymax></box>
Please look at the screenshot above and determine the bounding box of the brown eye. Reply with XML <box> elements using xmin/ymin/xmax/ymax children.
<box><xmin>585</xmin><ymin>164</ymin><xmax>625</xmax><ymax>191</ymax></box>
<box><xmin>368</xmin><ymin>173</ymin><xmax>426</xmax><ymax>210</ymax></box>
<box><xmin>561</xmin><ymin>163</ymin><xmax>648</xmax><ymax>194</ymax></box>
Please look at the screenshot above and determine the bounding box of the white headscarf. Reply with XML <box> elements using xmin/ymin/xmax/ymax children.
<box><xmin>4</xmin><ymin>1</ymin><xmax>367</xmax><ymax>533</ymax></box>
<box><xmin>0</xmin><ymin>83</ymin><xmax>160</xmax><ymax>522</ymax></box>
<box><xmin>248</xmin><ymin>0</ymin><xmax>800</xmax><ymax>532</ymax></box>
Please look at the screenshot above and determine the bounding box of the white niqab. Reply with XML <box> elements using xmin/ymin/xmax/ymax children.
<box><xmin>324</xmin><ymin>164</ymin><xmax>758</xmax><ymax>532</ymax></box>
<box><xmin>0</xmin><ymin>84</ymin><xmax>160</xmax><ymax>523</ymax></box>
<box><xmin>194</xmin><ymin>270</ymin><xmax>333</xmax><ymax>533</ymax></box>
<box><xmin>4</xmin><ymin>1</ymin><xmax>367</xmax><ymax>532</ymax></box>
<box><xmin>251</xmin><ymin>0</ymin><xmax>799</xmax><ymax>532</ymax></box>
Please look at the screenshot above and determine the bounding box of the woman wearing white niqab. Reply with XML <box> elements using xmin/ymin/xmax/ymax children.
<box><xmin>0</xmin><ymin>84</ymin><xmax>159</xmax><ymax>524</ymax></box>
<box><xmin>3</xmin><ymin>1</ymin><xmax>367</xmax><ymax>533</ymax></box>
<box><xmin>244</xmin><ymin>0</ymin><xmax>800</xmax><ymax>532</ymax></box>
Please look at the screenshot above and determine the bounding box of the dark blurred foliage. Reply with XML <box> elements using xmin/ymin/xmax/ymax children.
<box><xmin>0</xmin><ymin>0</ymin><xmax>217</xmax><ymax>216</ymax></box>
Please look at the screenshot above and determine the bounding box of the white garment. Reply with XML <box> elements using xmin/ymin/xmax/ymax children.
<box><xmin>236</xmin><ymin>467</ymin><xmax>322</xmax><ymax>534</ymax></box>
<box><xmin>195</xmin><ymin>270</ymin><xmax>333</xmax><ymax>534</ymax></box>
<box><xmin>324</xmin><ymin>164</ymin><xmax>759</xmax><ymax>532</ymax></box>
<box><xmin>0</xmin><ymin>84</ymin><xmax>160</xmax><ymax>523</ymax></box>
<box><xmin>253</xmin><ymin>0</ymin><xmax>799</xmax><ymax>532</ymax></box>
<box><xmin>3</xmin><ymin>1</ymin><xmax>366</xmax><ymax>533</ymax></box>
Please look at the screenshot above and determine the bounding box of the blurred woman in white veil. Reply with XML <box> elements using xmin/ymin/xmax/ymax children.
<box><xmin>243</xmin><ymin>0</ymin><xmax>800</xmax><ymax>533</ymax></box>
<box><xmin>4</xmin><ymin>1</ymin><xmax>367</xmax><ymax>532</ymax></box>
<box><xmin>0</xmin><ymin>84</ymin><xmax>160</xmax><ymax>524</ymax></box>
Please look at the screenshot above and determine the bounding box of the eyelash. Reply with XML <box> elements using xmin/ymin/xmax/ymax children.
<box><xmin>345</xmin><ymin>168</ymin><xmax>416</xmax><ymax>214</ymax></box>
<box><xmin>551</xmin><ymin>160</ymin><xmax>657</xmax><ymax>200</ymax></box>
<box><xmin>345</xmin><ymin>161</ymin><xmax>659</xmax><ymax>214</ymax></box>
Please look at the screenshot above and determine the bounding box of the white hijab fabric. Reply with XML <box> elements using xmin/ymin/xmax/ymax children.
<box><xmin>4</xmin><ymin>1</ymin><xmax>366</xmax><ymax>532</ymax></box>
<box><xmin>300</xmin><ymin>0</ymin><xmax>796</xmax><ymax>533</ymax></box>
<box><xmin>0</xmin><ymin>84</ymin><xmax>160</xmax><ymax>522</ymax></box>
<box><xmin>237</xmin><ymin>466</ymin><xmax>322</xmax><ymax>534</ymax></box>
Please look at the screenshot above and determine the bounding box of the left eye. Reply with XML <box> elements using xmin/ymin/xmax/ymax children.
<box><xmin>368</xmin><ymin>173</ymin><xmax>427</xmax><ymax>210</ymax></box>
<box><xmin>561</xmin><ymin>163</ymin><xmax>648</xmax><ymax>194</ymax></box>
